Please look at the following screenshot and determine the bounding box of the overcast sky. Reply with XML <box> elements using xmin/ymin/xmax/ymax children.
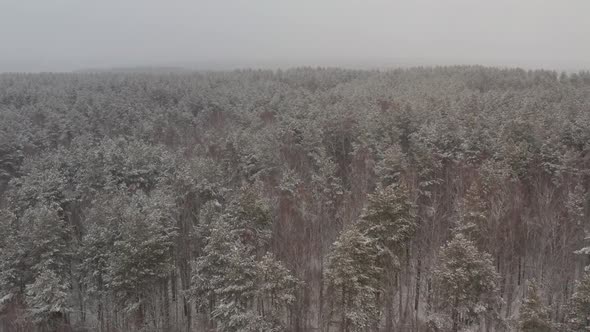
<box><xmin>1</xmin><ymin>0</ymin><xmax>589</xmax><ymax>72</ymax></box>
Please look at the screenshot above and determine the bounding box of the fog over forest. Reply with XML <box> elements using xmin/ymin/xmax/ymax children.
<box><xmin>1</xmin><ymin>0</ymin><xmax>590</xmax><ymax>72</ymax></box>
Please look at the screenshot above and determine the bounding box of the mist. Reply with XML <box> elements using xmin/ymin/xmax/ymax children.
<box><xmin>1</xmin><ymin>0</ymin><xmax>590</xmax><ymax>72</ymax></box>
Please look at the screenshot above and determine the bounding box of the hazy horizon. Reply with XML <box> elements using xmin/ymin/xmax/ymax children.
<box><xmin>2</xmin><ymin>0</ymin><xmax>590</xmax><ymax>72</ymax></box>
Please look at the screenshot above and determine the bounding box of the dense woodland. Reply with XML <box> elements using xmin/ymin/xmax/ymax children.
<box><xmin>0</xmin><ymin>66</ymin><xmax>589</xmax><ymax>332</ymax></box>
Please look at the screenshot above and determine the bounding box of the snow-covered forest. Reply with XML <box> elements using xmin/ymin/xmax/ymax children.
<box><xmin>0</xmin><ymin>66</ymin><xmax>589</xmax><ymax>331</ymax></box>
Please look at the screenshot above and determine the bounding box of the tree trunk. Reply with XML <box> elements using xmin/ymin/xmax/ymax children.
<box><xmin>414</xmin><ymin>258</ymin><xmax>421</xmax><ymax>325</ymax></box>
<box><xmin>452</xmin><ymin>297</ymin><xmax>459</xmax><ymax>332</ymax></box>
<box><xmin>98</xmin><ymin>301</ymin><xmax>104</xmax><ymax>332</ymax></box>
<box><xmin>385</xmin><ymin>277</ymin><xmax>394</xmax><ymax>332</ymax></box>
<box><xmin>341</xmin><ymin>286</ymin><xmax>347</xmax><ymax>332</ymax></box>
<box><xmin>398</xmin><ymin>273</ymin><xmax>403</xmax><ymax>327</ymax></box>
<box><xmin>161</xmin><ymin>278</ymin><xmax>170</xmax><ymax>331</ymax></box>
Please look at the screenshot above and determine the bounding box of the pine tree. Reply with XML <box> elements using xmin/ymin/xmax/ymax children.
<box><xmin>566</xmin><ymin>272</ymin><xmax>590</xmax><ymax>332</ymax></box>
<box><xmin>567</xmin><ymin>184</ymin><xmax>586</xmax><ymax>228</ymax></box>
<box><xmin>229</xmin><ymin>183</ymin><xmax>273</xmax><ymax>253</ymax></box>
<box><xmin>256</xmin><ymin>253</ymin><xmax>301</xmax><ymax>328</ymax></box>
<box><xmin>25</xmin><ymin>269</ymin><xmax>70</xmax><ymax>326</ymax></box>
<box><xmin>20</xmin><ymin>204</ymin><xmax>73</xmax><ymax>328</ymax></box>
<box><xmin>191</xmin><ymin>185</ymin><xmax>300</xmax><ymax>331</ymax></box>
<box><xmin>0</xmin><ymin>209</ymin><xmax>19</xmax><ymax>312</ymax></box>
<box><xmin>518</xmin><ymin>280</ymin><xmax>552</xmax><ymax>332</ymax></box>
<box><xmin>569</xmin><ymin>208</ymin><xmax>590</xmax><ymax>332</ymax></box>
<box><xmin>361</xmin><ymin>183</ymin><xmax>417</xmax><ymax>330</ymax></box>
<box><xmin>324</xmin><ymin>226</ymin><xmax>382</xmax><ymax>332</ymax></box>
<box><xmin>79</xmin><ymin>190</ymin><xmax>177</xmax><ymax>328</ymax></box>
<box><xmin>323</xmin><ymin>183</ymin><xmax>417</xmax><ymax>331</ymax></box>
<box><xmin>375</xmin><ymin>145</ymin><xmax>406</xmax><ymax>187</ymax></box>
<box><xmin>361</xmin><ymin>183</ymin><xmax>417</xmax><ymax>266</ymax></box>
<box><xmin>432</xmin><ymin>232</ymin><xmax>501</xmax><ymax>332</ymax></box>
<box><xmin>460</xmin><ymin>182</ymin><xmax>488</xmax><ymax>237</ymax></box>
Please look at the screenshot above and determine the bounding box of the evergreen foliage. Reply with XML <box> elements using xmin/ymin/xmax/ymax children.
<box><xmin>0</xmin><ymin>67</ymin><xmax>588</xmax><ymax>330</ymax></box>
<box><xmin>567</xmin><ymin>272</ymin><xmax>590</xmax><ymax>332</ymax></box>
<box><xmin>191</xmin><ymin>186</ymin><xmax>300</xmax><ymax>331</ymax></box>
<box><xmin>432</xmin><ymin>231</ymin><xmax>501</xmax><ymax>331</ymax></box>
<box><xmin>518</xmin><ymin>281</ymin><xmax>552</xmax><ymax>332</ymax></box>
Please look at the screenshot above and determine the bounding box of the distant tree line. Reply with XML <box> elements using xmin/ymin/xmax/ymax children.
<box><xmin>0</xmin><ymin>66</ymin><xmax>589</xmax><ymax>331</ymax></box>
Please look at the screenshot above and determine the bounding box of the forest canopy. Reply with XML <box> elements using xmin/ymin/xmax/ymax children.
<box><xmin>0</xmin><ymin>66</ymin><xmax>589</xmax><ymax>331</ymax></box>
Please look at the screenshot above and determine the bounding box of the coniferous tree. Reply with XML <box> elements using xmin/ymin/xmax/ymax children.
<box><xmin>324</xmin><ymin>226</ymin><xmax>382</xmax><ymax>332</ymax></box>
<box><xmin>325</xmin><ymin>183</ymin><xmax>416</xmax><ymax>331</ymax></box>
<box><xmin>566</xmin><ymin>272</ymin><xmax>590</xmax><ymax>332</ymax></box>
<box><xmin>0</xmin><ymin>210</ymin><xmax>18</xmax><ymax>306</ymax></box>
<box><xmin>432</xmin><ymin>230</ymin><xmax>501</xmax><ymax>332</ymax></box>
<box><xmin>20</xmin><ymin>204</ymin><xmax>73</xmax><ymax>329</ymax></box>
<box><xmin>361</xmin><ymin>183</ymin><xmax>417</xmax><ymax>255</ymax></box>
<box><xmin>361</xmin><ymin>183</ymin><xmax>417</xmax><ymax>330</ymax></box>
<box><xmin>79</xmin><ymin>189</ymin><xmax>178</xmax><ymax>329</ymax></box>
<box><xmin>191</xmin><ymin>185</ymin><xmax>300</xmax><ymax>331</ymax></box>
<box><xmin>518</xmin><ymin>280</ymin><xmax>552</xmax><ymax>332</ymax></box>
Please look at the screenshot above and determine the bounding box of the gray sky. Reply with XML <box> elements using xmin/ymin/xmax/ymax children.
<box><xmin>1</xmin><ymin>0</ymin><xmax>590</xmax><ymax>72</ymax></box>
